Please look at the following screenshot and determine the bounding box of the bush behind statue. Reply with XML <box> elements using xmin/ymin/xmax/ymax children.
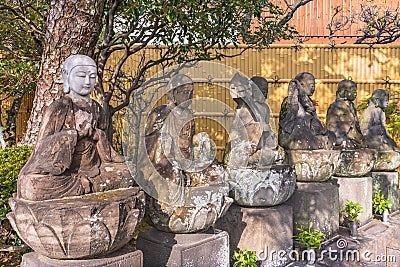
<box><xmin>0</xmin><ymin>146</ymin><xmax>33</xmax><ymax>220</ymax></box>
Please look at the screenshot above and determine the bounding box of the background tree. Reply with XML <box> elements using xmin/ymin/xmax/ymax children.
<box><xmin>10</xmin><ymin>0</ymin><xmax>312</xmax><ymax>146</ymax></box>
<box><xmin>0</xmin><ymin>0</ymin><xmax>47</xmax><ymax>145</ymax></box>
<box><xmin>327</xmin><ymin>2</ymin><xmax>400</xmax><ymax>45</ymax></box>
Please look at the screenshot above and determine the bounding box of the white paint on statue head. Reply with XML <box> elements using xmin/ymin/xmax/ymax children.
<box><xmin>62</xmin><ymin>54</ymin><xmax>97</xmax><ymax>101</ymax></box>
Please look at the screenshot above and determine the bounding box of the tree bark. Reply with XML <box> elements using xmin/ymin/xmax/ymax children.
<box><xmin>20</xmin><ymin>0</ymin><xmax>105</xmax><ymax>146</ymax></box>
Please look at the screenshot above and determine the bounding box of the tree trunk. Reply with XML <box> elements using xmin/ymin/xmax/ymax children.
<box><xmin>20</xmin><ymin>0</ymin><xmax>105</xmax><ymax>146</ymax></box>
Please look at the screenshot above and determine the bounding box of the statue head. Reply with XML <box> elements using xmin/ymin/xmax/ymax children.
<box><xmin>370</xmin><ymin>89</ymin><xmax>389</xmax><ymax>109</ymax></box>
<box><xmin>62</xmin><ymin>54</ymin><xmax>97</xmax><ymax>98</ymax></box>
<box><xmin>230</xmin><ymin>72</ymin><xmax>251</xmax><ymax>99</ymax></box>
<box><xmin>295</xmin><ymin>72</ymin><xmax>315</xmax><ymax>96</ymax></box>
<box><xmin>336</xmin><ymin>80</ymin><xmax>357</xmax><ymax>101</ymax></box>
<box><xmin>167</xmin><ymin>74</ymin><xmax>193</xmax><ymax>108</ymax></box>
<box><xmin>251</xmin><ymin>76</ymin><xmax>268</xmax><ymax>100</ymax></box>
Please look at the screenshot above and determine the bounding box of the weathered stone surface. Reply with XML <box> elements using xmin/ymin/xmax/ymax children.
<box><xmin>372</xmin><ymin>171</ymin><xmax>399</xmax><ymax>211</ymax></box>
<box><xmin>285</xmin><ymin>182</ymin><xmax>339</xmax><ymax>237</ymax></box>
<box><xmin>7</xmin><ymin>188</ymin><xmax>145</xmax><ymax>260</ymax></box>
<box><xmin>373</xmin><ymin>151</ymin><xmax>400</xmax><ymax>171</ymax></box>
<box><xmin>141</xmin><ymin>74</ymin><xmax>232</xmax><ymax>234</ymax></box>
<box><xmin>136</xmin><ymin>228</ymin><xmax>229</xmax><ymax>267</ymax></box>
<box><xmin>228</xmin><ymin>165</ymin><xmax>296</xmax><ymax>207</ymax></box>
<box><xmin>146</xmin><ymin>183</ymin><xmax>232</xmax><ymax>233</ymax></box>
<box><xmin>278</xmin><ymin>72</ymin><xmax>335</xmax><ymax>151</ymax></box>
<box><xmin>334</xmin><ymin>149</ymin><xmax>376</xmax><ymax>177</ymax></box>
<box><xmin>215</xmin><ymin>203</ymin><xmax>293</xmax><ymax>267</ymax></box>
<box><xmin>18</xmin><ymin>55</ymin><xmax>135</xmax><ymax>202</ymax></box>
<box><xmin>333</xmin><ymin>176</ymin><xmax>373</xmax><ymax>226</ymax></box>
<box><xmin>224</xmin><ymin>74</ymin><xmax>279</xmax><ymax>169</ymax></box>
<box><xmin>285</xmin><ymin>150</ymin><xmax>340</xmax><ymax>182</ymax></box>
<box><xmin>20</xmin><ymin>246</ymin><xmax>143</xmax><ymax>267</ymax></box>
<box><xmin>360</xmin><ymin>89</ymin><xmax>400</xmax><ymax>153</ymax></box>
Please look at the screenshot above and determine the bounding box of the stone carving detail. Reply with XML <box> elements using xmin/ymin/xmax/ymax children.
<box><xmin>278</xmin><ymin>72</ymin><xmax>339</xmax><ymax>182</ymax></box>
<box><xmin>360</xmin><ymin>89</ymin><xmax>400</xmax><ymax>171</ymax></box>
<box><xmin>326</xmin><ymin>80</ymin><xmax>376</xmax><ymax>177</ymax></box>
<box><xmin>279</xmin><ymin>72</ymin><xmax>335</xmax><ymax>151</ymax></box>
<box><xmin>8</xmin><ymin>55</ymin><xmax>144</xmax><ymax>260</ymax></box>
<box><xmin>224</xmin><ymin>74</ymin><xmax>296</xmax><ymax>206</ymax></box>
<box><xmin>143</xmin><ymin>74</ymin><xmax>232</xmax><ymax>233</ymax></box>
<box><xmin>17</xmin><ymin>55</ymin><xmax>135</xmax><ymax>201</ymax></box>
<box><xmin>8</xmin><ymin>188</ymin><xmax>144</xmax><ymax>259</ymax></box>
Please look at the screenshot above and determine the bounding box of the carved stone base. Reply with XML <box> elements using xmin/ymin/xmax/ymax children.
<box><xmin>333</xmin><ymin>176</ymin><xmax>373</xmax><ymax>226</ymax></box>
<box><xmin>371</xmin><ymin>171</ymin><xmax>399</xmax><ymax>211</ymax></box>
<box><xmin>286</xmin><ymin>181</ymin><xmax>339</xmax><ymax>238</ymax></box>
<box><xmin>20</xmin><ymin>246</ymin><xmax>142</xmax><ymax>267</ymax></box>
<box><xmin>215</xmin><ymin>203</ymin><xmax>293</xmax><ymax>267</ymax></box>
<box><xmin>136</xmin><ymin>228</ymin><xmax>229</xmax><ymax>267</ymax></box>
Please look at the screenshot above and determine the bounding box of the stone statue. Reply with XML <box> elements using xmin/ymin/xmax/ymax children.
<box><xmin>326</xmin><ymin>80</ymin><xmax>376</xmax><ymax>177</ymax></box>
<box><xmin>326</xmin><ymin>80</ymin><xmax>366</xmax><ymax>149</ymax></box>
<box><xmin>279</xmin><ymin>72</ymin><xmax>334</xmax><ymax>150</ymax></box>
<box><xmin>8</xmin><ymin>54</ymin><xmax>144</xmax><ymax>261</ymax></box>
<box><xmin>224</xmin><ymin>73</ymin><xmax>279</xmax><ymax>168</ymax></box>
<box><xmin>224</xmin><ymin>73</ymin><xmax>296</xmax><ymax>207</ymax></box>
<box><xmin>143</xmin><ymin>73</ymin><xmax>231</xmax><ymax>233</ymax></box>
<box><xmin>17</xmin><ymin>54</ymin><xmax>134</xmax><ymax>201</ymax></box>
<box><xmin>278</xmin><ymin>72</ymin><xmax>340</xmax><ymax>182</ymax></box>
<box><xmin>360</xmin><ymin>89</ymin><xmax>399</xmax><ymax>151</ymax></box>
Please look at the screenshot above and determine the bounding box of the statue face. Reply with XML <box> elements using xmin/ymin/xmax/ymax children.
<box><xmin>68</xmin><ymin>65</ymin><xmax>97</xmax><ymax>97</ymax></box>
<box><xmin>230</xmin><ymin>81</ymin><xmax>251</xmax><ymax>99</ymax></box>
<box><xmin>345</xmin><ymin>87</ymin><xmax>357</xmax><ymax>101</ymax></box>
<box><xmin>173</xmin><ymin>83</ymin><xmax>193</xmax><ymax>108</ymax></box>
<box><xmin>301</xmin><ymin>78</ymin><xmax>315</xmax><ymax>96</ymax></box>
<box><xmin>378</xmin><ymin>95</ymin><xmax>389</xmax><ymax>108</ymax></box>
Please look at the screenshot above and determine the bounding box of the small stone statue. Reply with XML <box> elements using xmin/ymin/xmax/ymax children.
<box><xmin>326</xmin><ymin>80</ymin><xmax>376</xmax><ymax>177</ymax></box>
<box><xmin>224</xmin><ymin>73</ymin><xmax>296</xmax><ymax>207</ymax></box>
<box><xmin>145</xmin><ymin>73</ymin><xmax>222</xmax><ymax>186</ymax></box>
<box><xmin>8</xmin><ymin>55</ymin><xmax>144</xmax><ymax>261</ymax></box>
<box><xmin>326</xmin><ymin>80</ymin><xmax>366</xmax><ymax>149</ymax></box>
<box><xmin>279</xmin><ymin>72</ymin><xmax>334</xmax><ymax>150</ymax></box>
<box><xmin>360</xmin><ymin>89</ymin><xmax>399</xmax><ymax>152</ymax></box>
<box><xmin>224</xmin><ymin>73</ymin><xmax>278</xmax><ymax>168</ymax></box>
<box><xmin>17</xmin><ymin>54</ymin><xmax>134</xmax><ymax>201</ymax></box>
<box><xmin>143</xmin><ymin>73</ymin><xmax>231</xmax><ymax>233</ymax></box>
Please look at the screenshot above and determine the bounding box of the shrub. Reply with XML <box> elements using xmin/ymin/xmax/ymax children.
<box><xmin>0</xmin><ymin>146</ymin><xmax>33</xmax><ymax>220</ymax></box>
<box><xmin>293</xmin><ymin>222</ymin><xmax>325</xmax><ymax>249</ymax></box>
<box><xmin>372</xmin><ymin>190</ymin><xmax>392</xmax><ymax>215</ymax></box>
<box><xmin>233</xmin><ymin>249</ymin><xmax>258</xmax><ymax>267</ymax></box>
<box><xmin>342</xmin><ymin>200</ymin><xmax>363</xmax><ymax>222</ymax></box>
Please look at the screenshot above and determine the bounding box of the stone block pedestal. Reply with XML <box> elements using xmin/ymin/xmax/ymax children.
<box><xmin>20</xmin><ymin>246</ymin><xmax>143</xmax><ymax>267</ymax></box>
<box><xmin>136</xmin><ymin>228</ymin><xmax>229</xmax><ymax>267</ymax></box>
<box><xmin>215</xmin><ymin>203</ymin><xmax>293</xmax><ymax>267</ymax></box>
<box><xmin>286</xmin><ymin>181</ymin><xmax>339</xmax><ymax>238</ymax></box>
<box><xmin>371</xmin><ymin>171</ymin><xmax>399</xmax><ymax>211</ymax></box>
<box><xmin>333</xmin><ymin>176</ymin><xmax>372</xmax><ymax>226</ymax></box>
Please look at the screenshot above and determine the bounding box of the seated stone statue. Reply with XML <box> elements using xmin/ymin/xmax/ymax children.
<box><xmin>224</xmin><ymin>73</ymin><xmax>278</xmax><ymax>167</ymax></box>
<box><xmin>17</xmin><ymin>54</ymin><xmax>134</xmax><ymax>201</ymax></box>
<box><xmin>326</xmin><ymin>79</ymin><xmax>366</xmax><ymax>149</ymax></box>
<box><xmin>143</xmin><ymin>73</ymin><xmax>230</xmax><ymax>232</ymax></box>
<box><xmin>360</xmin><ymin>89</ymin><xmax>400</xmax><ymax>151</ymax></box>
<box><xmin>278</xmin><ymin>72</ymin><xmax>334</xmax><ymax>150</ymax></box>
<box><xmin>145</xmin><ymin>73</ymin><xmax>222</xmax><ymax>186</ymax></box>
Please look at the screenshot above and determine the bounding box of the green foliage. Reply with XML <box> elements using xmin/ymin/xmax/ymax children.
<box><xmin>293</xmin><ymin>222</ymin><xmax>325</xmax><ymax>249</ymax></box>
<box><xmin>342</xmin><ymin>200</ymin><xmax>363</xmax><ymax>222</ymax></box>
<box><xmin>372</xmin><ymin>190</ymin><xmax>392</xmax><ymax>214</ymax></box>
<box><xmin>0</xmin><ymin>58</ymin><xmax>39</xmax><ymax>97</ymax></box>
<box><xmin>0</xmin><ymin>146</ymin><xmax>33</xmax><ymax>220</ymax></box>
<box><xmin>233</xmin><ymin>249</ymin><xmax>258</xmax><ymax>267</ymax></box>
